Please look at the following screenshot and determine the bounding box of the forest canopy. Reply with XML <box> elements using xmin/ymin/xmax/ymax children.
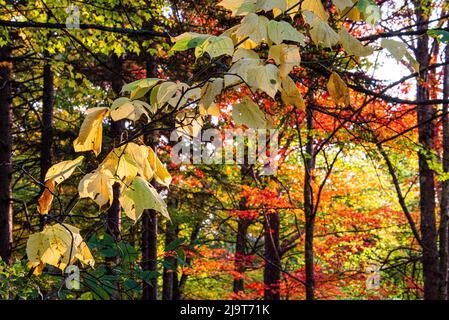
<box><xmin>1</xmin><ymin>0</ymin><xmax>449</xmax><ymax>301</ymax></box>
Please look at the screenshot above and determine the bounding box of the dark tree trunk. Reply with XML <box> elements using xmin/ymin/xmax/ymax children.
<box><xmin>106</xmin><ymin>55</ymin><xmax>124</xmax><ymax>242</ymax></box>
<box><xmin>304</xmin><ymin>105</ymin><xmax>315</xmax><ymax>300</ymax></box>
<box><xmin>0</xmin><ymin>45</ymin><xmax>13</xmax><ymax>265</ymax></box>
<box><xmin>162</xmin><ymin>222</ymin><xmax>178</xmax><ymax>300</ymax></box>
<box><xmin>439</xmin><ymin>43</ymin><xmax>449</xmax><ymax>300</ymax></box>
<box><xmin>104</xmin><ymin>56</ymin><xmax>124</xmax><ymax>300</ymax></box>
<box><xmin>141</xmin><ymin>54</ymin><xmax>160</xmax><ymax>300</ymax></box>
<box><xmin>233</xmin><ymin>217</ymin><xmax>250</xmax><ymax>294</ymax></box>
<box><xmin>39</xmin><ymin>56</ymin><xmax>54</xmax><ymax>229</ymax></box>
<box><xmin>40</xmin><ymin>60</ymin><xmax>54</xmax><ymax>183</ymax></box>
<box><xmin>142</xmin><ymin>209</ymin><xmax>158</xmax><ymax>300</ymax></box>
<box><xmin>413</xmin><ymin>2</ymin><xmax>441</xmax><ymax>300</ymax></box>
<box><xmin>263</xmin><ymin>210</ymin><xmax>280</xmax><ymax>300</ymax></box>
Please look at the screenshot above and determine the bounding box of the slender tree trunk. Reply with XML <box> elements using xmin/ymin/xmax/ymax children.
<box><xmin>439</xmin><ymin>43</ymin><xmax>449</xmax><ymax>300</ymax></box>
<box><xmin>304</xmin><ymin>105</ymin><xmax>315</xmax><ymax>300</ymax></box>
<box><xmin>106</xmin><ymin>56</ymin><xmax>124</xmax><ymax>242</ymax></box>
<box><xmin>39</xmin><ymin>56</ymin><xmax>54</xmax><ymax>228</ymax></box>
<box><xmin>105</xmin><ymin>56</ymin><xmax>124</xmax><ymax>300</ymax></box>
<box><xmin>233</xmin><ymin>217</ymin><xmax>250</xmax><ymax>294</ymax></box>
<box><xmin>40</xmin><ymin>60</ymin><xmax>54</xmax><ymax>182</ymax></box>
<box><xmin>162</xmin><ymin>222</ymin><xmax>178</xmax><ymax>300</ymax></box>
<box><xmin>141</xmin><ymin>55</ymin><xmax>160</xmax><ymax>300</ymax></box>
<box><xmin>413</xmin><ymin>2</ymin><xmax>441</xmax><ymax>300</ymax></box>
<box><xmin>234</xmin><ymin>165</ymin><xmax>251</xmax><ymax>295</ymax></box>
<box><xmin>263</xmin><ymin>210</ymin><xmax>280</xmax><ymax>300</ymax></box>
<box><xmin>142</xmin><ymin>209</ymin><xmax>158</xmax><ymax>300</ymax></box>
<box><xmin>0</xmin><ymin>45</ymin><xmax>13</xmax><ymax>265</ymax></box>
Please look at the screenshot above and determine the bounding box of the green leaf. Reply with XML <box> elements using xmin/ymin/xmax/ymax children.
<box><xmin>428</xmin><ymin>29</ymin><xmax>449</xmax><ymax>43</ymax></box>
<box><xmin>121</xmin><ymin>78</ymin><xmax>161</xmax><ymax>100</ymax></box>
<box><xmin>170</xmin><ymin>32</ymin><xmax>209</xmax><ymax>52</ymax></box>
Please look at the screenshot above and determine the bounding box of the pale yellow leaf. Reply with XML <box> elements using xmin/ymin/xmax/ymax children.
<box><xmin>280</xmin><ymin>76</ymin><xmax>305</xmax><ymax>109</ymax></box>
<box><xmin>148</xmin><ymin>147</ymin><xmax>172</xmax><ymax>187</ymax></box>
<box><xmin>381</xmin><ymin>39</ymin><xmax>419</xmax><ymax>72</ymax></box>
<box><xmin>26</xmin><ymin>223</ymin><xmax>94</xmax><ymax>275</ymax></box>
<box><xmin>267</xmin><ymin>20</ymin><xmax>305</xmax><ymax>45</ymax></box>
<box><xmin>232</xmin><ymin>48</ymin><xmax>259</xmax><ymax>62</ymax></box>
<box><xmin>302</xmin><ymin>0</ymin><xmax>328</xmax><ymax>21</ymax></box>
<box><xmin>327</xmin><ymin>72</ymin><xmax>350</xmax><ymax>106</ymax></box>
<box><xmin>332</xmin><ymin>0</ymin><xmax>354</xmax><ymax>11</ymax></box>
<box><xmin>225</xmin><ymin>58</ymin><xmax>262</xmax><ymax>88</ymax></box>
<box><xmin>232</xmin><ymin>96</ymin><xmax>271</xmax><ymax>129</ymax></box>
<box><xmin>200</xmin><ymin>78</ymin><xmax>224</xmax><ymax>109</ymax></box>
<box><xmin>217</xmin><ymin>0</ymin><xmax>256</xmax><ymax>16</ymax></box>
<box><xmin>44</xmin><ymin>156</ymin><xmax>84</xmax><ymax>184</ymax></box>
<box><xmin>78</xmin><ymin>170</ymin><xmax>114</xmax><ymax>208</ymax></box>
<box><xmin>246</xmin><ymin>64</ymin><xmax>280</xmax><ymax>98</ymax></box>
<box><xmin>120</xmin><ymin>176</ymin><xmax>169</xmax><ymax>222</ymax></box>
<box><xmin>268</xmin><ymin>44</ymin><xmax>301</xmax><ymax>78</ymax></box>
<box><xmin>110</xmin><ymin>97</ymin><xmax>150</xmax><ymax>122</ymax></box>
<box><xmin>339</xmin><ymin>27</ymin><xmax>374</xmax><ymax>57</ymax></box>
<box><xmin>73</xmin><ymin>107</ymin><xmax>109</xmax><ymax>157</ymax></box>
<box><xmin>235</xmin><ymin>13</ymin><xmax>269</xmax><ymax>44</ymax></box>
<box><xmin>307</xmin><ymin>12</ymin><xmax>339</xmax><ymax>48</ymax></box>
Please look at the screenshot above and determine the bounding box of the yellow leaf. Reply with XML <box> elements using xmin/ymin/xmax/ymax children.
<box><xmin>110</xmin><ymin>97</ymin><xmax>150</xmax><ymax>122</ymax></box>
<box><xmin>327</xmin><ymin>72</ymin><xmax>350</xmax><ymax>106</ymax></box>
<box><xmin>148</xmin><ymin>147</ymin><xmax>172</xmax><ymax>187</ymax></box>
<box><xmin>73</xmin><ymin>107</ymin><xmax>109</xmax><ymax>157</ymax></box>
<box><xmin>224</xmin><ymin>58</ymin><xmax>262</xmax><ymax>87</ymax></box>
<box><xmin>78</xmin><ymin>170</ymin><xmax>114</xmax><ymax>207</ymax></box>
<box><xmin>175</xmin><ymin>110</ymin><xmax>204</xmax><ymax>138</ymax></box>
<box><xmin>339</xmin><ymin>27</ymin><xmax>374</xmax><ymax>57</ymax></box>
<box><xmin>267</xmin><ymin>20</ymin><xmax>305</xmax><ymax>45</ymax></box>
<box><xmin>124</xmin><ymin>143</ymin><xmax>154</xmax><ymax>181</ymax></box>
<box><xmin>246</xmin><ymin>64</ymin><xmax>280</xmax><ymax>98</ymax></box>
<box><xmin>268</xmin><ymin>44</ymin><xmax>301</xmax><ymax>78</ymax></box>
<box><xmin>235</xmin><ymin>13</ymin><xmax>269</xmax><ymax>44</ymax></box>
<box><xmin>26</xmin><ymin>224</ymin><xmax>94</xmax><ymax>274</ymax></box>
<box><xmin>280</xmin><ymin>76</ymin><xmax>305</xmax><ymax>109</ymax></box>
<box><xmin>218</xmin><ymin>0</ymin><xmax>256</xmax><ymax>16</ymax></box>
<box><xmin>200</xmin><ymin>78</ymin><xmax>224</xmax><ymax>109</ymax></box>
<box><xmin>232</xmin><ymin>48</ymin><xmax>259</xmax><ymax>62</ymax></box>
<box><xmin>306</xmin><ymin>12</ymin><xmax>339</xmax><ymax>48</ymax></box>
<box><xmin>256</xmin><ymin>0</ymin><xmax>287</xmax><ymax>14</ymax></box>
<box><xmin>120</xmin><ymin>176</ymin><xmax>169</xmax><ymax>222</ymax></box>
<box><xmin>195</xmin><ymin>36</ymin><xmax>234</xmax><ymax>59</ymax></box>
<box><xmin>207</xmin><ymin>103</ymin><xmax>221</xmax><ymax>116</ymax></box>
<box><xmin>44</xmin><ymin>156</ymin><xmax>84</xmax><ymax>184</ymax></box>
<box><xmin>302</xmin><ymin>0</ymin><xmax>329</xmax><ymax>21</ymax></box>
<box><xmin>101</xmin><ymin>146</ymin><xmax>138</xmax><ymax>182</ymax></box>
<box><xmin>38</xmin><ymin>180</ymin><xmax>55</xmax><ymax>215</ymax></box>
<box><xmin>332</xmin><ymin>0</ymin><xmax>354</xmax><ymax>11</ymax></box>
<box><xmin>381</xmin><ymin>39</ymin><xmax>419</xmax><ymax>72</ymax></box>
<box><xmin>232</xmin><ymin>96</ymin><xmax>271</xmax><ymax>129</ymax></box>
